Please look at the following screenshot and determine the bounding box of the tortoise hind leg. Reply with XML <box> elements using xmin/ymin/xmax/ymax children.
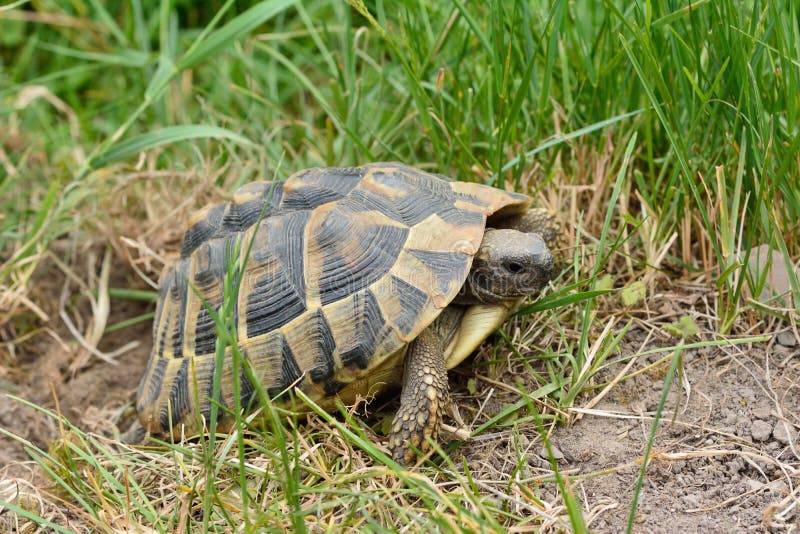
<box><xmin>388</xmin><ymin>326</ymin><xmax>449</xmax><ymax>465</ymax></box>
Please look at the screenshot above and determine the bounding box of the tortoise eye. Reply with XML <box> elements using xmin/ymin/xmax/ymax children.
<box><xmin>503</xmin><ymin>261</ymin><xmax>524</xmax><ymax>274</ymax></box>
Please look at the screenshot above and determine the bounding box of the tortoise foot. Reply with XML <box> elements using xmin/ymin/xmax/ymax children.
<box><xmin>387</xmin><ymin>328</ymin><xmax>448</xmax><ymax>465</ymax></box>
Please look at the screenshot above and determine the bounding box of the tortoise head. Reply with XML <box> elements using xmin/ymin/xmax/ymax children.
<box><xmin>457</xmin><ymin>229</ymin><xmax>554</xmax><ymax>304</ymax></box>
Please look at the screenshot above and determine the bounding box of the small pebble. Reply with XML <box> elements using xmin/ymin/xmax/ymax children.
<box><xmin>538</xmin><ymin>445</ymin><xmax>564</xmax><ymax>460</ymax></box>
<box><xmin>723</xmin><ymin>411</ymin><xmax>737</xmax><ymax>425</ymax></box>
<box><xmin>769</xmin><ymin>481</ymin><xmax>789</xmax><ymax>494</ymax></box>
<box><xmin>727</xmin><ymin>457</ymin><xmax>745</xmax><ymax>475</ymax></box>
<box><xmin>747</xmin><ymin>245</ymin><xmax>800</xmax><ymax>306</ymax></box>
<box><xmin>773</xmin><ymin>422</ymin><xmax>798</xmax><ymax>445</ymax></box>
<box><xmin>776</xmin><ymin>331</ymin><xmax>797</xmax><ymax>348</ymax></box>
<box><xmin>745</xmin><ymin>478</ymin><xmax>763</xmax><ymax>491</ymax></box>
<box><xmin>751</xmin><ymin>405</ymin><xmax>772</xmax><ymax>419</ymax></box>
<box><xmin>751</xmin><ymin>420</ymin><xmax>772</xmax><ymax>441</ymax></box>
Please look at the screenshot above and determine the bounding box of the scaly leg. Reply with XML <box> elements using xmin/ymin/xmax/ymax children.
<box><xmin>388</xmin><ymin>326</ymin><xmax>448</xmax><ymax>465</ymax></box>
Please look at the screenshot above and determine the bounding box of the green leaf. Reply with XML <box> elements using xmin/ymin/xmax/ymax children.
<box><xmin>516</xmin><ymin>289</ymin><xmax>611</xmax><ymax>315</ymax></box>
<box><xmin>663</xmin><ymin>315</ymin><xmax>699</xmax><ymax>339</ymax></box>
<box><xmin>36</xmin><ymin>43</ymin><xmax>148</xmax><ymax>67</ymax></box>
<box><xmin>621</xmin><ymin>280</ymin><xmax>645</xmax><ymax>307</ymax></box>
<box><xmin>88</xmin><ymin>125</ymin><xmax>254</xmax><ymax>169</ymax></box>
<box><xmin>379</xmin><ymin>414</ymin><xmax>393</xmax><ymax>436</ymax></box>
<box><xmin>596</xmin><ymin>274</ymin><xmax>614</xmax><ymax>291</ymax></box>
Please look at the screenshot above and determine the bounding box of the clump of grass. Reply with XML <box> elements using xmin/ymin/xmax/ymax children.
<box><xmin>1</xmin><ymin>395</ymin><xmax>579</xmax><ymax>531</ymax></box>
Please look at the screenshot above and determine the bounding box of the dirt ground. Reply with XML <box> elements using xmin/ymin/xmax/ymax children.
<box><xmin>455</xmin><ymin>331</ymin><xmax>800</xmax><ymax>532</ymax></box>
<box><xmin>1</xmin><ymin>269</ymin><xmax>798</xmax><ymax>532</ymax></box>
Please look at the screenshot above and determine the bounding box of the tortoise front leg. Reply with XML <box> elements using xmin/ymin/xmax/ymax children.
<box><xmin>388</xmin><ymin>326</ymin><xmax>449</xmax><ymax>465</ymax></box>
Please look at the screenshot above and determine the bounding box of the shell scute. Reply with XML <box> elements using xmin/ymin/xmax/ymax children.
<box><xmin>181</xmin><ymin>203</ymin><xmax>226</xmax><ymax>258</ymax></box>
<box><xmin>243</xmin><ymin>211</ymin><xmax>309</xmax><ymax>338</ymax></box>
<box><xmin>310</xmin><ymin>205</ymin><xmax>409</xmax><ymax>307</ymax></box>
<box><xmin>281</xmin><ymin>166</ymin><xmax>362</xmax><ymax>210</ymax></box>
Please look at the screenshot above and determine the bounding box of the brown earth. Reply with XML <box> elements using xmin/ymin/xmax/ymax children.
<box><xmin>0</xmin><ymin>279</ymin><xmax>153</xmax><ymax>478</ymax></box>
<box><xmin>453</xmin><ymin>328</ymin><xmax>799</xmax><ymax>532</ymax></box>
<box><xmin>1</xmin><ymin>264</ymin><xmax>798</xmax><ymax>532</ymax></box>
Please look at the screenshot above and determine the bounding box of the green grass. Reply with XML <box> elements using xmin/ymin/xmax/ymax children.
<box><xmin>1</xmin><ymin>0</ymin><xmax>799</xmax><ymax>532</ymax></box>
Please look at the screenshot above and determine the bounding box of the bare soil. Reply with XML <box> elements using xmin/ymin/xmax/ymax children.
<box><xmin>468</xmin><ymin>336</ymin><xmax>799</xmax><ymax>533</ymax></box>
<box><xmin>586</xmin><ymin>338</ymin><xmax>799</xmax><ymax>533</ymax></box>
<box><xmin>0</xmin><ymin>286</ymin><xmax>153</xmax><ymax>478</ymax></box>
<box><xmin>1</xmin><ymin>268</ymin><xmax>798</xmax><ymax>532</ymax></box>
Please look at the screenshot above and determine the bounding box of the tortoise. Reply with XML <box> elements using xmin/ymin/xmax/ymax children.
<box><xmin>134</xmin><ymin>162</ymin><xmax>560</xmax><ymax>464</ymax></box>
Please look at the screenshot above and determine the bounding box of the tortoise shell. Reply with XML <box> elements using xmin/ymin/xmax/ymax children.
<box><xmin>136</xmin><ymin>162</ymin><xmax>531</xmax><ymax>435</ymax></box>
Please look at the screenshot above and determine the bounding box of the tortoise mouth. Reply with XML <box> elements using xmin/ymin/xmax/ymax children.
<box><xmin>465</xmin><ymin>264</ymin><xmax>553</xmax><ymax>303</ymax></box>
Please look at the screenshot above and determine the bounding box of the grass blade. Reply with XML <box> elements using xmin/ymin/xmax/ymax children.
<box><xmin>179</xmin><ymin>0</ymin><xmax>298</xmax><ymax>70</ymax></box>
<box><xmin>88</xmin><ymin>125</ymin><xmax>254</xmax><ymax>169</ymax></box>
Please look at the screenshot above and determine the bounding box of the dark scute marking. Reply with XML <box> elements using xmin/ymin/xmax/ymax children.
<box><xmin>280</xmin><ymin>167</ymin><xmax>362</xmax><ymax>211</ymax></box>
<box><xmin>268</xmin><ymin>338</ymin><xmax>303</xmax><ymax>398</ymax></box>
<box><xmin>245</xmin><ymin>264</ymin><xmax>307</xmax><ymax>337</ymax></box>
<box><xmin>371</xmin><ymin>166</ymin><xmax>454</xmax><ymax>197</ymax></box>
<box><xmin>502</xmin><ymin>190</ymin><xmax>529</xmax><ymax>202</ymax></box>
<box><xmin>161</xmin><ymin>359</ymin><xmax>191</xmax><ymax>431</ymax></box>
<box><xmin>407</xmin><ymin>169</ymin><xmax>455</xmax><ymax>191</ymax></box>
<box><xmin>305</xmin><ymin>309</ymin><xmax>337</xmax><ymax>384</ymax></box>
<box><xmin>370</xmin><ymin>170</ymin><xmax>458</xmax><ymax>226</ymax></box>
<box><xmin>337</xmin><ymin>188</ymin><xmax>404</xmax><ymax>224</ymax></box>
<box><xmin>167</xmin><ymin>260</ymin><xmax>188</xmax><ymax>300</ymax></box>
<box><xmin>168</xmin><ymin>315</ymin><xmax>182</xmax><ymax>354</ymax></box>
<box><xmin>438</xmin><ymin>206</ymin><xmax>485</xmax><ymax>226</ymax></box>
<box><xmin>390</xmin><ymin>275</ymin><xmax>429</xmax><ymax>336</ymax></box>
<box><xmin>192</xmin><ymin>242</ymin><xmax>227</xmax><ymax>356</ymax></box>
<box><xmin>318</xmin><ymin>212</ymin><xmax>408</xmax><ymax>305</ymax></box>
<box><xmin>453</xmin><ymin>190</ymin><xmax>490</xmax><ymax>208</ymax></box>
<box><xmin>152</xmin><ymin>264</ymin><xmax>174</xmax><ymax>341</ymax></box>
<box><xmin>181</xmin><ymin>204</ymin><xmax>225</xmax><ymax>257</ymax></box>
<box><xmin>393</xmin><ymin>195</ymin><xmax>451</xmax><ymax>226</ymax></box>
<box><xmin>431</xmin><ymin>172</ymin><xmax>454</xmax><ymax>182</ymax></box>
<box><xmin>222</xmin><ymin>237</ymin><xmax>244</xmax><ymax>338</ymax></box>
<box><xmin>220</xmin><ymin>182</ymin><xmax>285</xmax><ymax>232</ymax></box>
<box><xmin>192</xmin><ymin>266</ymin><xmax>217</xmax><ymax>289</ymax></box>
<box><xmin>340</xmin><ymin>289</ymin><xmax>384</xmax><ymax>370</ymax></box>
<box><xmin>137</xmin><ymin>356</ymin><xmax>168</xmax><ymax>413</ymax></box>
<box><xmin>246</xmin><ymin>211</ymin><xmax>309</xmax><ymax>338</ymax></box>
<box><xmin>408</xmin><ymin>249</ymin><xmax>469</xmax><ymax>295</ymax></box>
<box><xmin>368</xmin><ymin>167</ymin><xmax>452</xmax><ymax>194</ymax></box>
<box><xmin>370</xmin><ymin>162</ymin><xmax>412</xmax><ymax>172</ymax></box>
<box><xmin>193</xmin><ymin>305</ymin><xmax>218</xmax><ymax>356</ymax></box>
<box><xmin>323</xmin><ymin>380</ymin><xmax>348</xmax><ymax>395</ymax></box>
<box><xmin>250</xmin><ymin>210</ymin><xmax>309</xmax><ymax>303</ymax></box>
<box><xmin>238</xmin><ymin>366</ymin><xmax>257</xmax><ymax>410</ymax></box>
<box><xmin>221</xmin><ymin>199</ymin><xmax>265</xmax><ymax>232</ymax></box>
<box><xmin>156</xmin><ymin>310</ymin><xmax>169</xmax><ymax>357</ymax></box>
<box><xmin>167</xmin><ymin>260</ymin><xmax>190</xmax><ymax>358</ymax></box>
